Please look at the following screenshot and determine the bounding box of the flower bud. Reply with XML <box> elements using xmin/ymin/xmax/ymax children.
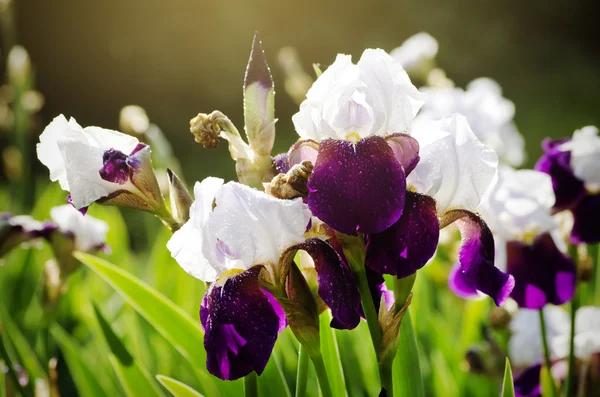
<box><xmin>119</xmin><ymin>105</ymin><xmax>150</xmax><ymax>136</ymax></box>
<box><xmin>488</xmin><ymin>306</ymin><xmax>511</xmax><ymax>329</ymax></box>
<box><xmin>7</xmin><ymin>46</ymin><xmax>31</xmax><ymax>87</ymax></box>
<box><xmin>167</xmin><ymin>168</ymin><xmax>193</xmax><ymax>224</ymax></box>
<box><xmin>264</xmin><ymin>160</ymin><xmax>312</xmax><ymax>199</ymax></box>
<box><xmin>278</xmin><ymin>46</ymin><xmax>313</xmax><ymax>105</ymax></box>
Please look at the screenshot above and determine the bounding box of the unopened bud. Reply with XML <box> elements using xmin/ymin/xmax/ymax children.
<box><xmin>42</xmin><ymin>259</ymin><xmax>63</xmax><ymax>306</ymax></box>
<box><xmin>488</xmin><ymin>306</ymin><xmax>511</xmax><ymax>329</ymax></box>
<box><xmin>119</xmin><ymin>105</ymin><xmax>150</xmax><ymax>136</ymax></box>
<box><xmin>264</xmin><ymin>160</ymin><xmax>312</xmax><ymax>199</ymax></box>
<box><xmin>7</xmin><ymin>46</ymin><xmax>31</xmax><ymax>87</ymax></box>
<box><xmin>167</xmin><ymin>169</ymin><xmax>193</xmax><ymax>224</ymax></box>
<box><xmin>2</xmin><ymin>146</ymin><xmax>23</xmax><ymax>181</ymax></box>
<box><xmin>278</xmin><ymin>46</ymin><xmax>313</xmax><ymax>105</ymax></box>
<box><xmin>20</xmin><ymin>90</ymin><xmax>44</xmax><ymax>113</ymax></box>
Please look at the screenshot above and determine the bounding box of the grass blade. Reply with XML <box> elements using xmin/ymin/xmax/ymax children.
<box><xmin>156</xmin><ymin>375</ymin><xmax>205</xmax><ymax>397</ymax></box>
<box><xmin>319</xmin><ymin>311</ymin><xmax>346</xmax><ymax>397</ymax></box>
<box><xmin>501</xmin><ymin>358</ymin><xmax>515</xmax><ymax>397</ymax></box>
<box><xmin>393</xmin><ymin>310</ymin><xmax>424</xmax><ymax>397</ymax></box>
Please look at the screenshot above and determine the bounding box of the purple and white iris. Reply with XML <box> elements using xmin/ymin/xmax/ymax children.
<box><xmin>37</xmin><ymin>115</ymin><xmax>163</xmax><ymax>213</ymax></box>
<box><xmin>535</xmin><ymin>125</ymin><xmax>600</xmax><ymax>244</ymax></box>
<box><xmin>454</xmin><ymin>165</ymin><xmax>576</xmax><ymax>309</ymax></box>
<box><xmin>167</xmin><ymin>178</ymin><xmax>362</xmax><ymax>380</ymax></box>
<box><xmin>285</xmin><ymin>49</ymin><xmax>513</xmax><ymax>306</ymax></box>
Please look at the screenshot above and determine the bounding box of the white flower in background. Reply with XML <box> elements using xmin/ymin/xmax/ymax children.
<box><xmin>49</xmin><ymin>205</ymin><xmax>108</xmax><ymax>252</ymax></box>
<box><xmin>509</xmin><ymin>306</ymin><xmax>570</xmax><ymax>367</ymax></box>
<box><xmin>560</xmin><ymin>126</ymin><xmax>600</xmax><ymax>192</ymax></box>
<box><xmin>510</xmin><ymin>306</ymin><xmax>600</xmax><ymax>367</ymax></box>
<box><xmin>37</xmin><ymin>115</ymin><xmax>163</xmax><ymax>212</ymax></box>
<box><xmin>292</xmin><ymin>49</ymin><xmax>425</xmax><ymax>142</ymax></box>
<box><xmin>167</xmin><ymin>177</ymin><xmax>311</xmax><ymax>282</ymax></box>
<box><xmin>390</xmin><ymin>32</ymin><xmax>439</xmax><ymax>71</ymax></box>
<box><xmin>416</xmin><ymin>78</ymin><xmax>525</xmax><ymax>166</ymax></box>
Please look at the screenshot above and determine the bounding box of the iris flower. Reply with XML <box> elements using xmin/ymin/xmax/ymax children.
<box><xmin>167</xmin><ymin>178</ymin><xmax>361</xmax><ymax>380</ymax></box>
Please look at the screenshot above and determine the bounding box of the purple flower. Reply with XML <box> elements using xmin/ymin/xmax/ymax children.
<box><xmin>535</xmin><ymin>126</ymin><xmax>600</xmax><ymax>243</ymax></box>
<box><xmin>514</xmin><ymin>363</ymin><xmax>542</xmax><ymax>397</ymax></box>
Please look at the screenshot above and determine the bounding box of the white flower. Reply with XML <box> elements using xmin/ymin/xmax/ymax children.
<box><xmin>416</xmin><ymin>78</ymin><xmax>525</xmax><ymax>166</ymax></box>
<box><xmin>553</xmin><ymin>306</ymin><xmax>600</xmax><ymax>361</ymax></box>
<box><xmin>407</xmin><ymin>113</ymin><xmax>498</xmax><ymax>214</ymax></box>
<box><xmin>49</xmin><ymin>205</ymin><xmax>108</xmax><ymax>252</ymax></box>
<box><xmin>480</xmin><ymin>165</ymin><xmax>556</xmax><ymax>241</ymax></box>
<box><xmin>390</xmin><ymin>32</ymin><xmax>438</xmax><ymax>71</ymax></box>
<box><xmin>560</xmin><ymin>126</ymin><xmax>600</xmax><ymax>192</ymax></box>
<box><xmin>167</xmin><ymin>178</ymin><xmax>311</xmax><ymax>282</ymax></box>
<box><xmin>37</xmin><ymin>115</ymin><xmax>141</xmax><ymax>209</ymax></box>
<box><xmin>509</xmin><ymin>306</ymin><xmax>570</xmax><ymax>367</ymax></box>
<box><xmin>292</xmin><ymin>49</ymin><xmax>425</xmax><ymax>142</ymax></box>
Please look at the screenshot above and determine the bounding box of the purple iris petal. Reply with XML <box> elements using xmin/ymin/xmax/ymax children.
<box><xmin>535</xmin><ymin>138</ymin><xmax>586</xmax><ymax>212</ymax></box>
<box><xmin>514</xmin><ymin>363</ymin><xmax>542</xmax><ymax>397</ymax></box>
<box><xmin>288</xmin><ymin>140</ymin><xmax>319</xmax><ymax>169</ymax></box>
<box><xmin>201</xmin><ymin>267</ymin><xmax>282</xmax><ymax>380</ymax></box>
<box><xmin>366</xmin><ymin>268</ymin><xmax>394</xmax><ymax>314</ymax></box>
<box><xmin>385</xmin><ymin>133</ymin><xmax>420</xmax><ymax>176</ymax></box>
<box><xmin>506</xmin><ymin>233</ymin><xmax>576</xmax><ymax>309</ymax></box>
<box><xmin>307</xmin><ymin>137</ymin><xmax>406</xmax><ymax>235</ymax></box>
<box><xmin>300</xmin><ymin>238</ymin><xmax>362</xmax><ymax>330</ymax></box>
<box><xmin>273</xmin><ymin>153</ymin><xmax>290</xmax><ymax>174</ymax></box>
<box><xmin>448</xmin><ymin>262</ymin><xmax>479</xmax><ymax>299</ymax></box>
<box><xmin>366</xmin><ymin>191</ymin><xmax>439</xmax><ymax>277</ymax></box>
<box><xmin>571</xmin><ymin>193</ymin><xmax>600</xmax><ymax>244</ymax></box>
<box><xmin>450</xmin><ymin>210</ymin><xmax>515</xmax><ymax>306</ymax></box>
<box><xmin>99</xmin><ymin>143</ymin><xmax>147</xmax><ymax>185</ymax></box>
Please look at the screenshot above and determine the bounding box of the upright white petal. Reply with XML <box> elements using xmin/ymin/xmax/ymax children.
<box><xmin>561</xmin><ymin>126</ymin><xmax>600</xmax><ymax>192</ymax></box>
<box><xmin>50</xmin><ymin>204</ymin><xmax>108</xmax><ymax>252</ymax></box>
<box><xmin>390</xmin><ymin>32</ymin><xmax>438</xmax><ymax>71</ymax></box>
<box><xmin>84</xmin><ymin>126</ymin><xmax>139</xmax><ymax>153</ymax></box>
<box><xmin>509</xmin><ymin>306</ymin><xmax>569</xmax><ymax>367</ymax></box>
<box><xmin>480</xmin><ymin>165</ymin><xmax>556</xmax><ymax>240</ymax></box>
<box><xmin>553</xmin><ymin>306</ymin><xmax>600</xmax><ymax>360</ymax></box>
<box><xmin>407</xmin><ymin>114</ymin><xmax>498</xmax><ymax>214</ymax></box>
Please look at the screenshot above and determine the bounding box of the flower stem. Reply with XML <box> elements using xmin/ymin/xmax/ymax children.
<box><xmin>310</xmin><ymin>353</ymin><xmax>333</xmax><ymax>397</ymax></box>
<box><xmin>244</xmin><ymin>372</ymin><xmax>258</xmax><ymax>397</ymax></box>
<box><xmin>564</xmin><ymin>291</ymin><xmax>578</xmax><ymax>397</ymax></box>
<box><xmin>353</xmin><ymin>266</ymin><xmax>382</xmax><ymax>357</ymax></box>
<box><xmin>378</xmin><ymin>360</ymin><xmax>393</xmax><ymax>397</ymax></box>
<box><xmin>295</xmin><ymin>344</ymin><xmax>309</xmax><ymax>397</ymax></box>
<box><xmin>538</xmin><ymin>309</ymin><xmax>558</xmax><ymax>397</ymax></box>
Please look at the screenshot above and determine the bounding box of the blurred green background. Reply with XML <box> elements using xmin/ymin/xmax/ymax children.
<box><xmin>8</xmin><ymin>0</ymin><xmax>600</xmax><ymax>184</ymax></box>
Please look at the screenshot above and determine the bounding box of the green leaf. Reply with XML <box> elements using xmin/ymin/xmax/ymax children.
<box><xmin>258</xmin><ymin>352</ymin><xmax>292</xmax><ymax>397</ymax></box>
<box><xmin>540</xmin><ymin>365</ymin><xmax>557</xmax><ymax>397</ymax></box>
<box><xmin>393</xmin><ymin>310</ymin><xmax>425</xmax><ymax>397</ymax></box>
<box><xmin>74</xmin><ymin>252</ymin><xmax>240</xmax><ymax>396</ymax></box>
<box><xmin>50</xmin><ymin>325</ymin><xmax>108</xmax><ymax>397</ymax></box>
<box><xmin>92</xmin><ymin>303</ymin><xmax>164</xmax><ymax>397</ymax></box>
<box><xmin>319</xmin><ymin>311</ymin><xmax>346</xmax><ymax>397</ymax></box>
<box><xmin>501</xmin><ymin>357</ymin><xmax>515</xmax><ymax>397</ymax></box>
<box><xmin>0</xmin><ymin>303</ymin><xmax>45</xmax><ymax>381</ymax></box>
<box><xmin>156</xmin><ymin>375</ymin><xmax>205</xmax><ymax>397</ymax></box>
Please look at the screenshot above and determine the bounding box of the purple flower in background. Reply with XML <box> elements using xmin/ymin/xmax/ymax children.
<box><xmin>535</xmin><ymin>126</ymin><xmax>600</xmax><ymax>244</ymax></box>
<box><xmin>37</xmin><ymin>115</ymin><xmax>164</xmax><ymax>214</ymax></box>
<box><xmin>290</xmin><ymin>49</ymin><xmax>424</xmax><ymax>236</ymax></box>
<box><xmin>167</xmin><ymin>178</ymin><xmax>362</xmax><ymax>380</ymax></box>
<box><xmin>513</xmin><ymin>363</ymin><xmax>542</xmax><ymax>397</ymax></box>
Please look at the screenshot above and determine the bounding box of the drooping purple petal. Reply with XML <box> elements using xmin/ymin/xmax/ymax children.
<box><xmin>385</xmin><ymin>133</ymin><xmax>420</xmax><ymax>176</ymax></box>
<box><xmin>307</xmin><ymin>136</ymin><xmax>406</xmax><ymax>235</ymax></box>
<box><xmin>201</xmin><ymin>267</ymin><xmax>283</xmax><ymax>380</ymax></box>
<box><xmin>514</xmin><ymin>363</ymin><xmax>542</xmax><ymax>397</ymax></box>
<box><xmin>366</xmin><ymin>191</ymin><xmax>439</xmax><ymax>277</ymax></box>
<box><xmin>506</xmin><ymin>233</ymin><xmax>576</xmax><ymax>309</ymax></box>
<box><xmin>445</xmin><ymin>210</ymin><xmax>515</xmax><ymax>306</ymax></box>
<box><xmin>299</xmin><ymin>238</ymin><xmax>362</xmax><ymax>330</ymax></box>
<box><xmin>571</xmin><ymin>193</ymin><xmax>600</xmax><ymax>244</ymax></box>
<box><xmin>535</xmin><ymin>138</ymin><xmax>586</xmax><ymax>212</ymax></box>
<box><xmin>99</xmin><ymin>149</ymin><xmax>130</xmax><ymax>184</ymax></box>
<box><xmin>448</xmin><ymin>262</ymin><xmax>479</xmax><ymax>299</ymax></box>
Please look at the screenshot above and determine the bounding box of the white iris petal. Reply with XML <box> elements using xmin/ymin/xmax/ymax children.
<box><xmin>49</xmin><ymin>204</ymin><xmax>108</xmax><ymax>252</ymax></box>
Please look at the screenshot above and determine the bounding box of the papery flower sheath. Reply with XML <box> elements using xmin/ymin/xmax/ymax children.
<box><xmin>290</xmin><ymin>48</ymin><xmax>425</xmax><ymax>235</ymax></box>
<box><xmin>167</xmin><ymin>178</ymin><xmax>362</xmax><ymax>380</ymax></box>
<box><xmin>37</xmin><ymin>115</ymin><xmax>165</xmax><ymax>213</ymax></box>
<box><xmin>535</xmin><ymin>125</ymin><xmax>600</xmax><ymax>243</ymax></box>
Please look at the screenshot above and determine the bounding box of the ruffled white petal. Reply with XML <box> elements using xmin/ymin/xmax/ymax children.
<box><xmin>390</xmin><ymin>32</ymin><xmax>438</xmax><ymax>70</ymax></box>
<box><xmin>407</xmin><ymin>113</ymin><xmax>498</xmax><ymax>214</ymax></box>
<box><xmin>292</xmin><ymin>49</ymin><xmax>423</xmax><ymax>141</ymax></box>
<box><xmin>509</xmin><ymin>306</ymin><xmax>569</xmax><ymax>367</ymax></box>
<box><xmin>49</xmin><ymin>204</ymin><xmax>108</xmax><ymax>252</ymax></box>
<box><xmin>561</xmin><ymin>126</ymin><xmax>600</xmax><ymax>191</ymax></box>
<box><xmin>554</xmin><ymin>306</ymin><xmax>600</xmax><ymax>360</ymax></box>
<box><xmin>479</xmin><ymin>165</ymin><xmax>556</xmax><ymax>240</ymax></box>
<box><xmin>83</xmin><ymin>126</ymin><xmax>139</xmax><ymax>153</ymax></box>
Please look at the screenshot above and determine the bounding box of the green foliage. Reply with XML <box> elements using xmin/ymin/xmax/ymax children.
<box><xmin>501</xmin><ymin>358</ymin><xmax>515</xmax><ymax>397</ymax></box>
<box><xmin>156</xmin><ymin>375</ymin><xmax>205</xmax><ymax>397</ymax></box>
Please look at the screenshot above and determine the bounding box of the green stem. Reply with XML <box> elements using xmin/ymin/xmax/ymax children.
<box><xmin>594</xmin><ymin>243</ymin><xmax>600</xmax><ymax>306</ymax></box>
<box><xmin>539</xmin><ymin>309</ymin><xmax>558</xmax><ymax>397</ymax></box>
<box><xmin>295</xmin><ymin>345</ymin><xmax>309</xmax><ymax>397</ymax></box>
<box><xmin>310</xmin><ymin>354</ymin><xmax>333</xmax><ymax>397</ymax></box>
<box><xmin>353</xmin><ymin>266</ymin><xmax>382</xmax><ymax>357</ymax></box>
<box><xmin>0</xmin><ymin>330</ymin><xmax>33</xmax><ymax>397</ymax></box>
<box><xmin>244</xmin><ymin>372</ymin><xmax>258</xmax><ymax>397</ymax></box>
<box><xmin>564</xmin><ymin>294</ymin><xmax>578</xmax><ymax>397</ymax></box>
<box><xmin>378</xmin><ymin>361</ymin><xmax>393</xmax><ymax>397</ymax></box>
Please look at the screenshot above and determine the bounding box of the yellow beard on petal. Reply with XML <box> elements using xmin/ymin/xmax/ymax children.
<box><xmin>345</xmin><ymin>132</ymin><xmax>361</xmax><ymax>144</ymax></box>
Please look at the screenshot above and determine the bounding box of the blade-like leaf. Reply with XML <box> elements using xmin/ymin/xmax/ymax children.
<box><xmin>156</xmin><ymin>375</ymin><xmax>205</xmax><ymax>397</ymax></box>
<box><xmin>74</xmin><ymin>252</ymin><xmax>240</xmax><ymax>396</ymax></box>
<box><xmin>393</xmin><ymin>310</ymin><xmax>425</xmax><ymax>397</ymax></box>
<box><xmin>92</xmin><ymin>303</ymin><xmax>164</xmax><ymax>397</ymax></box>
<box><xmin>50</xmin><ymin>325</ymin><xmax>108</xmax><ymax>397</ymax></box>
<box><xmin>319</xmin><ymin>311</ymin><xmax>346</xmax><ymax>397</ymax></box>
<box><xmin>244</xmin><ymin>32</ymin><xmax>275</xmax><ymax>156</ymax></box>
<box><xmin>540</xmin><ymin>365</ymin><xmax>556</xmax><ymax>397</ymax></box>
<box><xmin>501</xmin><ymin>357</ymin><xmax>515</xmax><ymax>397</ymax></box>
<box><xmin>258</xmin><ymin>352</ymin><xmax>292</xmax><ymax>397</ymax></box>
<box><xmin>0</xmin><ymin>303</ymin><xmax>45</xmax><ymax>381</ymax></box>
